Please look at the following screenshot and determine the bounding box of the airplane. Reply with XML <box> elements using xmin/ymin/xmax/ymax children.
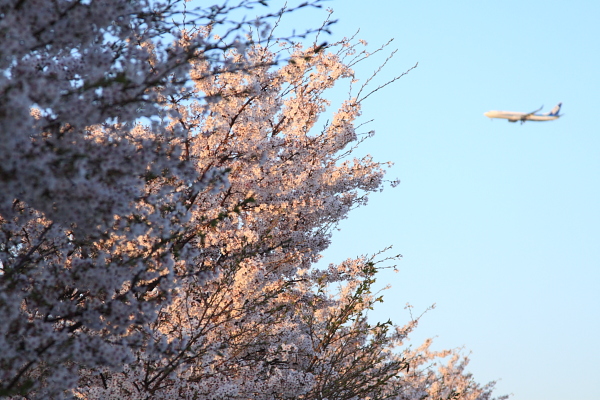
<box><xmin>484</xmin><ymin>102</ymin><xmax>562</xmax><ymax>123</ymax></box>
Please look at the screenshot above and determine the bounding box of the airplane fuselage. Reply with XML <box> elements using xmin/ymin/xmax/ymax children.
<box><xmin>483</xmin><ymin>110</ymin><xmax>560</xmax><ymax>122</ymax></box>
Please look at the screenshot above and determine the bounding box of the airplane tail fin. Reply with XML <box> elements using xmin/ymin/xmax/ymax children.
<box><xmin>544</xmin><ymin>102</ymin><xmax>562</xmax><ymax>116</ymax></box>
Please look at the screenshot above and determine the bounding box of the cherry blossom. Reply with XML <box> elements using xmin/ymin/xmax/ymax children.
<box><xmin>1</xmin><ymin>2</ymin><xmax>505</xmax><ymax>399</ymax></box>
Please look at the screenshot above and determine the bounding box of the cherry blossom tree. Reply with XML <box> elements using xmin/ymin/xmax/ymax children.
<box><xmin>1</xmin><ymin>1</ymin><xmax>506</xmax><ymax>399</ymax></box>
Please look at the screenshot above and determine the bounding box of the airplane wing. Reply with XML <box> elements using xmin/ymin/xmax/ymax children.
<box><xmin>519</xmin><ymin>105</ymin><xmax>543</xmax><ymax>123</ymax></box>
<box><xmin>523</xmin><ymin>105</ymin><xmax>543</xmax><ymax>118</ymax></box>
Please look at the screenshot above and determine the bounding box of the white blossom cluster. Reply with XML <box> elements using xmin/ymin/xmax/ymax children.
<box><xmin>1</xmin><ymin>1</ymin><xmax>506</xmax><ymax>399</ymax></box>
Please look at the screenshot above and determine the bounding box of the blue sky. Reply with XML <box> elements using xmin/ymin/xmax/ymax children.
<box><xmin>269</xmin><ymin>1</ymin><xmax>600</xmax><ymax>400</ymax></box>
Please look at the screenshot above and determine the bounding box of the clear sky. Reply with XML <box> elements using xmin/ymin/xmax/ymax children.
<box><xmin>270</xmin><ymin>1</ymin><xmax>600</xmax><ymax>400</ymax></box>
